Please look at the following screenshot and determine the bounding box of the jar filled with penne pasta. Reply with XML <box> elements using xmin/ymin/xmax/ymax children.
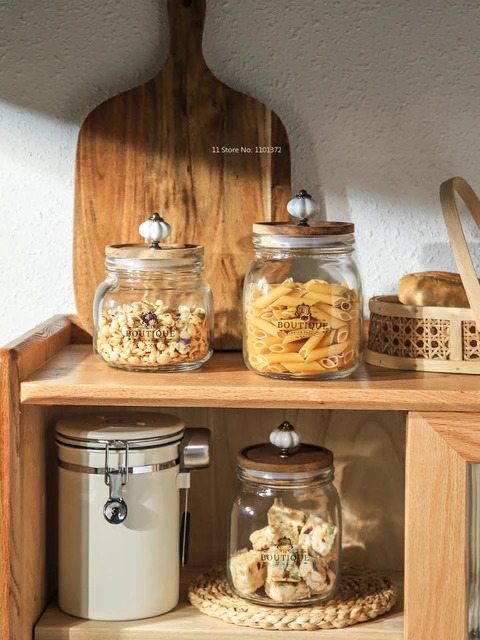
<box><xmin>244</xmin><ymin>191</ymin><xmax>362</xmax><ymax>379</ymax></box>
<box><xmin>93</xmin><ymin>213</ymin><xmax>213</xmax><ymax>372</ymax></box>
<box><xmin>228</xmin><ymin>421</ymin><xmax>341</xmax><ymax>607</ymax></box>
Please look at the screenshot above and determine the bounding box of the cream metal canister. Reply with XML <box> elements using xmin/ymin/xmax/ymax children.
<box><xmin>56</xmin><ymin>413</ymin><xmax>210</xmax><ymax>621</ymax></box>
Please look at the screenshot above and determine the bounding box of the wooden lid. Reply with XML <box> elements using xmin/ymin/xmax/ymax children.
<box><xmin>253</xmin><ymin>221</ymin><xmax>354</xmax><ymax>236</ymax></box>
<box><xmin>238</xmin><ymin>442</ymin><xmax>334</xmax><ymax>474</ymax></box>
<box><xmin>105</xmin><ymin>243</ymin><xmax>203</xmax><ymax>260</ymax></box>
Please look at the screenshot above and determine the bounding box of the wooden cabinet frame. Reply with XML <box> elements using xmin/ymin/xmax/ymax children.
<box><xmin>405</xmin><ymin>412</ymin><xmax>480</xmax><ymax>640</ymax></box>
<box><xmin>2</xmin><ymin>316</ymin><xmax>480</xmax><ymax>639</ymax></box>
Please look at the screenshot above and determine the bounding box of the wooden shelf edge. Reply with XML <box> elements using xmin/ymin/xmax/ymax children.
<box><xmin>35</xmin><ymin>570</ymin><xmax>404</xmax><ymax>640</ymax></box>
<box><xmin>20</xmin><ymin>344</ymin><xmax>480</xmax><ymax>411</ymax></box>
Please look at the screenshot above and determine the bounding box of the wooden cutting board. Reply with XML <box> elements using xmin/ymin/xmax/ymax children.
<box><xmin>74</xmin><ymin>0</ymin><xmax>291</xmax><ymax>350</ymax></box>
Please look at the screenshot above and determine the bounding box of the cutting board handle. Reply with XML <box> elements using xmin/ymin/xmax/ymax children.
<box><xmin>166</xmin><ymin>0</ymin><xmax>206</xmax><ymax>64</ymax></box>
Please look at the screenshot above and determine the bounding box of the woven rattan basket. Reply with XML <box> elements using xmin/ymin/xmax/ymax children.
<box><xmin>364</xmin><ymin>177</ymin><xmax>480</xmax><ymax>374</ymax></box>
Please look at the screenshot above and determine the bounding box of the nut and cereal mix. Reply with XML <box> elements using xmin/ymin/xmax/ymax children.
<box><xmin>96</xmin><ymin>299</ymin><xmax>209</xmax><ymax>369</ymax></box>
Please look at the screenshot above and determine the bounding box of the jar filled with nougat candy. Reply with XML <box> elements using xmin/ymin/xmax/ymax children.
<box><xmin>93</xmin><ymin>214</ymin><xmax>213</xmax><ymax>371</ymax></box>
<box><xmin>227</xmin><ymin>422</ymin><xmax>341</xmax><ymax>607</ymax></box>
<box><xmin>244</xmin><ymin>190</ymin><xmax>363</xmax><ymax>380</ymax></box>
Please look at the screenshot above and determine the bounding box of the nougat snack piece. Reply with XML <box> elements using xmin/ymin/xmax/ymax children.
<box><xmin>229</xmin><ymin>549</ymin><xmax>266</xmax><ymax>594</ymax></box>
<box><xmin>264</xmin><ymin>578</ymin><xmax>311</xmax><ymax>603</ymax></box>
<box><xmin>264</xmin><ymin>543</ymin><xmax>302</xmax><ymax>583</ymax></box>
<box><xmin>299</xmin><ymin>515</ymin><xmax>337</xmax><ymax>557</ymax></box>
<box><xmin>267</xmin><ymin>498</ymin><xmax>306</xmax><ymax>544</ymax></box>
<box><xmin>299</xmin><ymin>555</ymin><xmax>336</xmax><ymax>594</ymax></box>
<box><xmin>249</xmin><ymin>525</ymin><xmax>278</xmax><ymax>551</ymax></box>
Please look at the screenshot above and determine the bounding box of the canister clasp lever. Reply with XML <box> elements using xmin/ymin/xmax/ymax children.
<box><xmin>102</xmin><ymin>440</ymin><xmax>129</xmax><ymax>525</ymax></box>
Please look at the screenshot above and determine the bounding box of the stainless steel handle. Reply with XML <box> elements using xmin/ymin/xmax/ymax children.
<box><xmin>103</xmin><ymin>473</ymin><xmax>128</xmax><ymax>525</ymax></box>
<box><xmin>103</xmin><ymin>440</ymin><xmax>129</xmax><ymax>524</ymax></box>
<box><xmin>181</xmin><ymin>428</ymin><xmax>211</xmax><ymax>470</ymax></box>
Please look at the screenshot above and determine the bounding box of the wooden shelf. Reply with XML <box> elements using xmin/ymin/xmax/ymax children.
<box><xmin>21</xmin><ymin>345</ymin><xmax>480</xmax><ymax>410</ymax></box>
<box><xmin>35</xmin><ymin>569</ymin><xmax>404</xmax><ymax>640</ymax></box>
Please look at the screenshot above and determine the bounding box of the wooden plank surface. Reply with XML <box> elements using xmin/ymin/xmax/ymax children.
<box><xmin>73</xmin><ymin>0</ymin><xmax>291</xmax><ymax>349</ymax></box>
<box><xmin>0</xmin><ymin>317</ymin><xmax>73</xmax><ymax>639</ymax></box>
<box><xmin>20</xmin><ymin>345</ymin><xmax>480</xmax><ymax>410</ymax></box>
<box><xmin>35</xmin><ymin>568</ymin><xmax>404</xmax><ymax>640</ymax></box>
<box><xmin>405</xmin><ymin>413</ymin><xmax>468</xmax><ymax>640</ymax></box>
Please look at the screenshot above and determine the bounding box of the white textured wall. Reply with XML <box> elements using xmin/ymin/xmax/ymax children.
<box><xmin>2</xmin><ymin>0</ymin><xmax>480</xmax><ymax>345</ymax></box>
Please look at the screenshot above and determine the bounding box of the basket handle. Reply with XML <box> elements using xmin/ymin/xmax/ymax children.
<box><xmin>439</xmin><ymin>176</ymin><xmax>480</xmax><ymax>329</ymax></box>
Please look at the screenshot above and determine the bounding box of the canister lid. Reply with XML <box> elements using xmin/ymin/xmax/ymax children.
<box><xmin>56</xmin><ymin>412</ymin><xmax>185</xmax><ymax>450</ymax></box>
<box><xmin>105</xmin><ymin>244</ymin><xmax>204</xmax><ymax>260</ymax></box>
<box><xmin>104</xmin><ymin>212</ymin><xmax>203</xmax><ymax>260</ymax></box>
<box><xmin>253</xmin><ymin>221</ymin><xmax>354</xmax><ymax>236</ymax></box>
<box><xmin>238</xmin><ymin>421</ymin><xmax>333</xmax><ymax>474</ymax></box>
<box><xmin>253</xmin><ymin>189</ymin><xmax>354</xmax><ymax>236</ymax></box>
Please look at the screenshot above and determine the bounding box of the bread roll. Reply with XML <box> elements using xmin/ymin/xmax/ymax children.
<box><xmin>398</xmin><ymin>271</ymin><xmax>469</xmax><ymax>307</ymax></box>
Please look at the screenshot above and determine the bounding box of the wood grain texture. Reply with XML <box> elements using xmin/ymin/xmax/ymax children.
<box><xmin>73</xmin><ymin>0</ymin><xmax>291</xmax><ymax>349</ymax></box>
<box><xmin>0</xmin><ymin>318</ymin><xmax>72</xmax><ymax>639</ymax></box>
<box><xmin>35</xmin><ymin>568</ymin><xmax>404</xmax><ymax>640</ymax></box>
<box><xmin>21</xmin><ymin>345</ymin><xmax>480</xmax><ymax>411</ymax></box>
<box><xmin>421</xmin><ymin>411</ymin><xmax>480</xmax><ymax>462</ymax></box>
<box><xmin>405</xmin><ymin>412</ymin><xmax>468</xmax><ymax>640</ymax></box>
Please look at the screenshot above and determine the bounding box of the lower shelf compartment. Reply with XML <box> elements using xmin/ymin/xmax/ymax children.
<box><xmin>35</xmin><ymin>569</ymin><xmax>404</xmax><ymax>639</ymax></box>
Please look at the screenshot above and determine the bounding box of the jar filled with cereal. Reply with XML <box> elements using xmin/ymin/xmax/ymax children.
<box><xmin>94</xmin><ymin>214</ymin><xmax>213</xmax><ymax>371</ymax></box>
<box><xmin>227</xmin><ymin>421</ymin><xmax>341</xmax><ymax>607</ymax></box>
<box><xmin>244</xmin><ymin>190</ymin><xmax>363</xmax><ymax>380</ymax></box>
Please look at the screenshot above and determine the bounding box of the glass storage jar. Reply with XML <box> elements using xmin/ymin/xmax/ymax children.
<box><xmin>94</xmin><ymin>214</ymin><xmax>213</xmax><ymax>372</ymax></box>
<box><xmin>227</xmin><ymin>421</ymin><xmax>341</xmax><ymax>607</ymax></box>
<box><xmin>243</xmin><ymin>191</ymin><xmax>363</xmax><ymax>380</ymax></box>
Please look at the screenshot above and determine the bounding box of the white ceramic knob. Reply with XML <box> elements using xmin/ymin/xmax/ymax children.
<box><xmin>270</xmin><ymin>421</ymin><xmax>300</xmax><ymax>455</ymax></box>
<box><xmin>139</xmin><ymin>213</ymin><xmax>172</xmax><ymax>247</ymax></box>
<box><xmin>287</xmin><ymin>190</ymin><xmax>319</xmax><ymax>222</ymax></box>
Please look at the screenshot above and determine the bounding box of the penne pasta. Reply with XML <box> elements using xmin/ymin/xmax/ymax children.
<box><xmin>253</xmin><ymin>336</ymin><xmax>279</xmax><ymax>351</ymax></box>
<box><xmin>281</xmin><ymin>361</ymin><xmax>326</xmax><ymax>373</ymax></box>
<box><xmin>304</xmin><ymin>280</ymin><xmax>348</xmax><ymax>296</ymax></box>
<box><xmin>343</xmin><ymin>348</ymin><xmax>356</xmax><ymax>364</ymax></box>
<box><xmin>282</xmin><ymin>333</ymin><xmax>310</xmax><ymax>345</ymax></box>
<box><xmin>249</xmin><ymin>316</ymin><xmax>287</xmax><ymax>339</ymax></box>
<box><xmin>272</xmin><ymin>295</ymin><xmax>313</xmax><ymax>307</ymax></box>
<box><xmin>303</xmin><ymin>292</ymin><xmax>345</xmax><ymax>307</ymax></box>
<box><xmin>247</xmin><ymin>342</ymin><xmax>264</xmax><ymax>357</ymax></box>
<box><xmin>268</xmin><ymin>363</ymin><xmax>288</xmax><ymax>373</ymax></box>
<box><xmin>309</xmin><ymin>308</ymin><xmax>345</xmax><ymax>329</ymax></box>
<box><xmin>261</xmin><ymin>311</ymin><xmax>276</xmax><ymax>321</ymax></box>
<box><xmin>269</xmin><ymin>341</ymin><xmax>306</xmax><ymax>354</ymax></box>
<box><xmin>245</xmin><ymin>279</ymin><xmax>360</xmax><ymax>377</ymax></box>
<box><xmin>306</xmin><ymin>341</ymin><xmax>349</xmax><ymax>363</ymax></box>
<box><xmin>253</xmin><ymin>284</ymin><xmax>294</xmax><ymax>309</ymax></box>
<box><xmin>317</xmin><ymin>330</ymin><xmax>336</xmax><ymax>347</ymax></box>
<box><xmin>336</xmin><ymin>325</ymin><xmax>349</xmax><ymax>343</ymax></box>
<box><xmin>299</xmin><ymin>335</ymin><xmax>323</xmax><ymax>358</ymax></box>
<box><xmin>314</xmin><ymin>303</ymin><xmax>352</xmax><ymax>322</ymax></box>
<box><xmin>320</xmin><ymin>356</ymin><xmax>339</xmax><ymax>369</ymax></box>
<box><xmin>264</xmin><ymin>352</ymin><xmax>304</xmax><ymax>365</ymax></box>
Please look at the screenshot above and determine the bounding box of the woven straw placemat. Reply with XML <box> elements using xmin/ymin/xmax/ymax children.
<box><xmin>188</xmin><ymin>564</ymin><xmax>398</xmax><ymax>632</ymax></box>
